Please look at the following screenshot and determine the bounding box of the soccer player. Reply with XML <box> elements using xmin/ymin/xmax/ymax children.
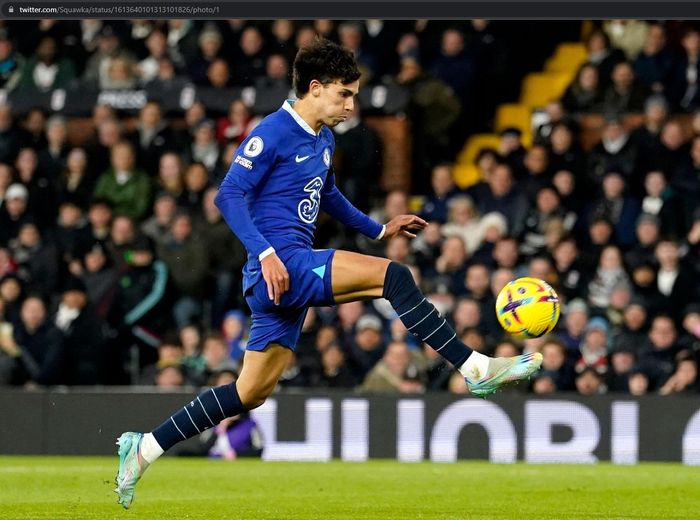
<box><xmin>115</xmin><ymin>38</ymin><xmax>542</xmax><ymax>508</ymax></box>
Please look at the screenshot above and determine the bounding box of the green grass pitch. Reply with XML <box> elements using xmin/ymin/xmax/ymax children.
<box><xmin>1</xmin><ymin>457</ymin><xmax>700</xmax><ymax>519</ymax></box>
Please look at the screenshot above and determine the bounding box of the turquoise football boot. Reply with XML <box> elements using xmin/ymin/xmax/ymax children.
<box><xmin>466</xmin><ymin>352</ymin><xmax>543</xmax><ymax>397</ymax></box>
<box><xmin>115</xmin><ymin>432</ymin><xmax>149</xmax><ymax>509</ymax></box>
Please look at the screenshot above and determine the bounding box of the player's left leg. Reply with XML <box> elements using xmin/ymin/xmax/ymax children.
<box><xmin>115</xmin><ymin>343</ymin><xmax>292</xmax><ymax>509</ymax></box>
<box><xmin>331</xmin><ymin>250</ymin><xmax>542</xmax><ymax>395</ymax></box>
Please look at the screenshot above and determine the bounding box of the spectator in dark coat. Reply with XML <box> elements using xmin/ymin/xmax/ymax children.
<box><xmin>669</xmin><ymin>28</ymin><xmax>700</xmax><ymax>112</ymax></box>
<box><xmin>586</xmin><ymin>171</ymin><xmax>641</xmax><ymax>248</ymax></box>
<box><xmin>638</xmin><ymin>315</ymin><xmax>683</xmax><ymax>389</ymax></box>
<box><xmin>0</xmin><ymin>183</ymin><xmax>34</xmax><ymax>247</ymax></box>
<box><xmin>586</xmin><ymin>116</ymin><xmax>639</xmax><ymax>190</ymax></box>
<box><xmin>54</xmin><ymin>276</ymin><xmax>107</xmax><ymax>385</ymax></box>
<box><xmin>8</xmin><ymin>295</ymin><xmax>65</xmax><ymax>386</ymax></box>
<box><xmin>125</xmin><ymin>101</ymin><xmax>178</xmax><ymax>175</ymax></box>
<box><xmin>469</xmin><ymin>163</ymin><xmax>529</xmax><ymax>237</ymax></box>
<box><xmin>420</xmin><ymin>163</ymin><xmax>462</xmax><ymax>224</ymax></box>
<box><xmin>599</xmin><ymin>61</ymin><xmax>650</xmax><ymax>114</ymax></box>
<box><xmin>561</xmin><ymin>63</ymin><xmax>603</xmax><ymax>114</ymax></box>
<box><xmin>8</xmin><ymin>222</ymin><xmax>59</xmax><ymax>300</ymax></box>
<box><xmin>633</xmin><ymin>23</ymin><xmax>677</xmax><ymax>96</ymax></box>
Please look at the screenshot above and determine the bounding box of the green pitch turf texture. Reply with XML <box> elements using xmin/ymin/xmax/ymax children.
<box><xmin>1</xmin><ymin>457</ymin><xmax>699</xmax><ymax>519</ymax></box>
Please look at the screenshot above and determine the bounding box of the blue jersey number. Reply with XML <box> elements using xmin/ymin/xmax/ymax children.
<box><xmin>298</xmin><ymin>176</ymin><xmax>324</xmax><ymax>224</ymax></box>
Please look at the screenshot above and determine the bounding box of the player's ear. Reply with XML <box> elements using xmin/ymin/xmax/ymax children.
<box><xmin>309</xmin><ymin>79</ymin><xmax>323</xmax><ymax>97</ymax></box>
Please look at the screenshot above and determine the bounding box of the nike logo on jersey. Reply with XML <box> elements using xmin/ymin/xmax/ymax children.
<box><xmin>295</xmin><ymin>155</ymin><xmax>310</xmax><ymax>163</ymax></box>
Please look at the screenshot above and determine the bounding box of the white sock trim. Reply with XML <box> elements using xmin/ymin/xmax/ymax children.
<box><xmin>459</xmin><ymin>351</ymin><xmax>490</xmax><ymax>382</ymax></box>
<box><xmin>140</xmin><ymin>432</ymin><xmax>164</xmax><ymax>464</ymax></box>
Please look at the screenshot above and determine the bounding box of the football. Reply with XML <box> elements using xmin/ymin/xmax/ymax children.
<box><xmin>495</xmin><ymin>277</ymin><xmax>560</xmax><ymax>339</ymax></box>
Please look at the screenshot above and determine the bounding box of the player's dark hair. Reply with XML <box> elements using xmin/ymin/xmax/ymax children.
<box><xmin>293</xmin><ymin>37</ymin><xmax>361</xmax><ymax>97</ymax></box>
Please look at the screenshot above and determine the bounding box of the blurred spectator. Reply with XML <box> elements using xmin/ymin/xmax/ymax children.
<box><xmin>576</xmin><ymin>366</ymin><xmax>606</xmax><ymax>395</ymax></box>
<box><xmin>603</xmin><ymin>20</ymin><xmax>649</xmax><ymax>61</ymax></box>
<box><xmin>338</xmin><ymin>22</ymin><xmax>379</xmax><ymax>84</ymax></box>
<box><xmin>82</xmin><ymin>25</ymin><xmax>134</xmax><ymax>89</ymax></box>
<box><xmin>156</xmin><ymin>151</ymin><xmax>185</xmax><ymax>201</ymax></box>
<box><xmin>0</xmin><ymin>30</ymin><xmax>22</xmax><ymax>90</ymax></box>
<box><xmin>606</xmin><ymin>341</ymin><xmax>638</xmax><ymax>392</ymax></box>
<box><xmin>587</xmin><ymin>244</ymin><xmax>631</xmax><ymax>310</ymax></box>
<box><xmin>347</xmin><ymin>313</ymin><xmax>386</xmax><ymax>380</ymax></box>
<box><xmin>497</xmin><ymin>127</ymin><xmax>526</xmax><ymax>174</ymax></box>
<box><xmin>199</xmin><ymin>187</ymin><xmax>247</xmax><ymax>325</ymax></box>
<box><xmin>587</xmin><ymin>116</ymin><xmax>638</xmax><ymax>189</ymax></box>
<box><xmin>93</xmin><ymin>140</ymin><xmax>151</xmax><ymax>220</ymax></box>
<box><xmin>222</xmin><ymin>310</ymin><xmax>246</xmax><ymax>364</ymax></box>
<box><xmin>332</xmin><ymin>101</ymin><xmax>381</xmax><ymax>212</ymax></box>
<box><xmin>57</xmin><ymin>148</ymin><xmax>94</xmax><ymax>210</ymax></box>
<box><xmin>154</xmin><ymin>364</ymin><xmax>185</xmax><ymax>389</ymax></box>
<box><xmin>54</xmin><ymin>200</ymin><xmax>91</xmax><ymax>267</ymax></box>
<box><xmin>612</xmin><ymin>300</ymin><xmax>649</xmax><ymax>351</ymax></box>
<box><xmin>669</xmin><ymin>28</ymin><xmax>700</xmax><ymax>112</ymax></box>
<box><xmin>599</xmin><ymin>61</ymin><xmax>650</xmax><ymax>114</ymax></box>
<box><xmin>157</xmin><ymin>212</ymin><xmax>208</xmax><ymax>329</ymax></box>
<box><xmin>0</xmin><ymin>183</ymin><xmax>33</xmax><ymax>247</ymax></box>
<box><xmin>166</xmin><ymin>20</ymin><xmax>198</xmax><ymax>66</ymax></box>
<box><xmin>18</xmin><ymin>36</ymin><xmax>76</xmax><ymax>91</ymax></box>
<box><xmin>641</xmin><ymin>171</ymin><xmax>685</xmax><ymax>238</ymax></box>
<box><xmin>659</xmin><ymin>351</ymin><xmax>699</xmax><ymax>395</ymax></box>
<box><xmin>0</xmin><ymin>104</ymin><xmax>22</xmax><ymax>164</ymax></box>
<box><xmin>136</xmin><ymin>29</ymin><xmax>171</xmax><ymax>84</ymax></box>
<box><xmin>673</xmin><ymin>135</ymin><xmax>700</xmax><ymax>230</ymax></box>
<box><xmin>394</xmin><ymin>55</ymin><xmax>460</xmax><ymax>192</ymax></box>
<box><xmin>188</xmin><ymin>26</ymin><xmax>223</xmax><ymax>86</ymax></box>
<box><xmin>217</xmin><ymin>99</ymin><xmax>260</xmax><ymax>145</ymax></box>
<box><xmin>15</xmin><ymin>147</ymin><xmax>56</xmax><ymax>230</ymax></box>
<box><xmin>9</xmin><ymin>222</ymin><xmax>59</xmax><ymax>299</ymax></box>
<box><xmin>628</xmin><ymin>368</ymin><xmax>650</xmax><ymax>395</ymax></box>
<box><xmin>141</xmin><ymin>192</ymin><xmax>176</xmax><ymax>250</ymax></box>
<box><xmin>76</xmin><ymin>242</ymin><xmax>118</xmax><ymax>320</ymax></box>
<box><xmin>552</xmin><ymin>237</ymin><xmax>588</xmax><ymax>302</ymax></box>
<box><xmin>233</xmin><ymin>26</ymin><xmax>267</xmax><ymax>86</ymax></box>
<box><xmin>360</xmin><ymin>340</ymin><xmax>426</xmax><ymax>393</ymax></box>
<box><xmin>631</xmin><ymin>96</ymin><xmax>669</xmax><ymax>174</ymax></box>
<box><xmin>585</xmin><ymin>29</ymin><xmax>626</xmax><ymax>89</ymax></box>
<box><xmin>55</xmin><ymin>276</ymin><xmax>107</xmax><ymax>385</ymax></box>
<box><xmin>185</xmin><ymin>119</ymin><xmax>220</xmax><ymax>172</ymax></box>
<box><xmin>440</xmin><ymin>195</ymin><xmax>480</xmax><ymax>254</ymax></box>
<box><xmin>19</xmin><ymin>107</ymin><xmax>47</xmax><ymax>151</ymax></box>
<box><xmin>38</xmin><ymin>115</ymin><xmax>69</xmax><ymax>179</ymax></box>
<box><xmin>587</xmin><ymin>171</ymin><xmax>641</xmax><ymax>248</ymax></box>
<box><xmin>639</xmin><ymin>314</ymin><xmax>682</xmax><ymax>389</ymax></box>
<box><xmin>85</xmin><ymin>118</ymin><xmax>123</xmax><ymax>179</ymax></box>
<box><xmin>575</xmin><ymin>316</ymin><xmax>610</xmax><ymax>374</ymax></box>
<box><xmin>654</xmin><ymin>238</ymin><xmax>697</xmax><ymax>320</ymax></box>
<box><xmin>469</xmin><ymin>163</ymin><xmax>529</xmax><ymax>237</ymax></box>
<box><xmin>561</xmin><ymin>63</ymin><xmax>602</xmax><ymax>113</ymax></box>
<box><xmin>180</xmin><ymin>162</ymin><xmax>211</xmax><ymax>213</ymax></box>
<box><xmin>126</xmin><ymin>101</ymin><xmax>178</xmax><ymax>175</ymax></box>
<box><xmin>316</xmin><ymin>343</ymin><xmax>357</xmax><ymax>388</ymax></box>
<box><xmin>548</xmin><ymin>124</ymin><xmax>586</xmax><ymax>177</ymax></box>
<box><xmin>633</xmin><ymin>23</ymin><xmax>676</xmax><ymax>95</ymax></box>
<box><xmin>540</xmin><ymin>337</ymin><xmax>575</xmax><ymax>390</ymax></box>
<box><xmin>8</xmin><ymin>295</ymin><xmax>65</xmax><ymax>386</ymax></box>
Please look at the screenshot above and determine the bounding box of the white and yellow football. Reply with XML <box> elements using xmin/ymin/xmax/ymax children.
<box><xmin>495</xmin><ymin>277</ymin><xmax>560</xmax><ymax>339</ymax></box>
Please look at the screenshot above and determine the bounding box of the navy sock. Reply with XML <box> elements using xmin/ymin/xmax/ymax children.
<box><xmin>383</xmin><ymin>262</ymin><xmax>473</xmax><ymax>367</ymax></box>
<box><xmin>152</xmin><ymin>382</ymin><xmax>246</xmax><ymax>452</ymax></box>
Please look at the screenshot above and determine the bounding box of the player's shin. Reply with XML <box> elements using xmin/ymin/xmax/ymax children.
<box><xmin>381</xmin><ymin>262</ymin><xmax>488</xmax><ymax>378</ymax></box>
<box><xmin>146</xmin><ymin>382</ymin><xmax>247</xmax><ymax>461</ymax></box>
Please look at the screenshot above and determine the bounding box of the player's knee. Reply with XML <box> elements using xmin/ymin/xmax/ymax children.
<box><xmin>238</xmin><ymin>383</ymin><xmax>275</xmax><ymax>410</ymax></box>
<box><xmin>382</xmin><ymin>261</ymin><xmax>416</xmax><ymax>300</ymax></box>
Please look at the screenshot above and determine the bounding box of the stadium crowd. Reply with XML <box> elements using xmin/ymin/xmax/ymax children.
<box><xmin>0</xmin><ymin>20</ymin><xmax>698</xmax><ymax>398</ymax></box>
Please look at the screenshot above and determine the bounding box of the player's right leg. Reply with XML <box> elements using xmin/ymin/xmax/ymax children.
<box><xmin>330</xmin><ymin>250</ymin><xmax>542</xmax><ymax>396</ymax></box>
<box><xmin>115</xmin><ymin>343</ymin><xmax>292</xmax><ymax>509</ymax></box>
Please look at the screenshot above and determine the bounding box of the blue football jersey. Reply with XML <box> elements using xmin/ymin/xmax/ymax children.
<box><xmin>215</xmin><ymin>101</ymin><xmax>383</xmax><ymax>293</ymax></box>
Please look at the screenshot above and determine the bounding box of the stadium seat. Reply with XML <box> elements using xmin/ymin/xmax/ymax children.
<box><xmin>494</xmin><ymin>103</ymin><xmax>533</xmax><ymax>147</ymax></box>
<box><xmin>454</xmin><ymin>133</ymin><xmax>501</xmax><ymax>188</ymax></box>
<box><xmin>452</xmin><ymin>163</ymin><xmax>481</xmax><ymax>189</ymax></box>
<box><xmin>519</xmin><ymin>71</ymin><xmax>574</xmax><ymax>109</ymax></box>
<box><xmin>544</xmin><ymin>42</ymin><xmax>588</xmax><ymax>74</ymax></box>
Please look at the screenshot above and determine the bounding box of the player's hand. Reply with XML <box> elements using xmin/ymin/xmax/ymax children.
<box><xmin>261</xmin><ymin>253</ymin><xmax>289</xmax><ymax>305</ymax></box>
<box><xmin>383</xmin><ymin>215</ymin><xmax>427</xmax><ymax>240</ymax></box>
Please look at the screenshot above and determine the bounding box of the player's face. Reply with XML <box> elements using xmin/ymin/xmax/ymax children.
<box><xmin>319</xmin><ymin>80</ymin><xmax>359</xmax><ymax>127</ymax></box>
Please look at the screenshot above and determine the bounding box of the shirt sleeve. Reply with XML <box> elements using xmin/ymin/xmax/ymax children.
<box><xmin>320</xmin><ymin>168</ymin><xmax>384</xmax><ymax>239</ymax></box>
<box><xmin>214</xmin><ymin>131</ymin><xmax>277</xmax><ymax>259</ymax></box>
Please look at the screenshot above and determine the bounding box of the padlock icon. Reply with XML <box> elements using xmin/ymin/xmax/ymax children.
<box><xmin>8</xmin><ymin>6</ymin><xmax>13</xmax><ymax>12</ymax></box>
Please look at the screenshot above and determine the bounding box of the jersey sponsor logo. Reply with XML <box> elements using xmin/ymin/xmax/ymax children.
<box><xmin>298</xmin><ymin>176</ymin><xmax>324</xmax><ymax>224</ymax></box>
<box><xmin>243</xmin><ymin>136</ymin><xmax>264</xmax><ymax>157</ymax></box>
<box><xmin>234</xmin><ymin>155</ymin><xmax>253</xmax><ymax>170</ymax></box>
<box><xmin>323</xmin><ymin>148</ymin><xmax>331</xmax><ymax>167</ymax></box>
<box><xmin>295</xmin><ymin>154</ymin><xmax>310</xmax><ymax>163</ymax></box>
